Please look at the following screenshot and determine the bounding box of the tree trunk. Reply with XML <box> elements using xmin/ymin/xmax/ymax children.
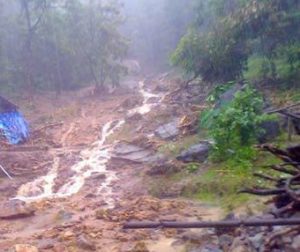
<box><xmin>22</xmin><ymin>0</ymin><xmax>35</xmax><ymax>99</ymax></box>
<box><xmin>53</xmin><ymin>32</ymin><xmax>62</xmax><ymax>98</ymax></box>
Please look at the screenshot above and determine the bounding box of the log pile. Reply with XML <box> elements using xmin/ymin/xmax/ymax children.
<box><xmin>240</xmin><ymin>144</ymin><xmax>300</xmax><ymax>218</ymax></box>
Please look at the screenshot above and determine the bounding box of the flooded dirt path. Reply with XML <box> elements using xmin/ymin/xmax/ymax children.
<box><xmin>0</xmin><ymin>77</ymin><xmax>223</xmax><ymax>251</ymax></box>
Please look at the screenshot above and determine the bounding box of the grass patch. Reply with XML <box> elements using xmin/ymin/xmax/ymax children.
<box><xmin>182</xmin><ymin>162</ymin><xmax>256</xmax><ymax>212</ymax></box>
<box><xmin>181</xmin><ymin>131</ymin><xmax>300</xmax><ymax>212</ymax></box>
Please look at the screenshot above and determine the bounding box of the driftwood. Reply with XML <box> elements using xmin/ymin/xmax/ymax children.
<box><xmin>266</xmin><ymin>102</ymin><xmax>300</xmax><ymax>114</ymax></box>
<box><xmin>240</xmin><ymin>144</ymin><xmax>300</xmax><ymax>217</ymax></box>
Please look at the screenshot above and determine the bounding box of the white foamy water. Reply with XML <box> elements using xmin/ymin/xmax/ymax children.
<box><xmin>14</xmin><ymin>80</ymin><xmax>163</xmax><ymax>206</ymax></box>
<box><xmin>14</xmin><ymin>120</ymin><xmax>124</xmax><ymax>205</ymax></box>
<box><xmin>128</xmin><ymin>81</ymin><xmax>161</xmax><ymax>115</ymax></box>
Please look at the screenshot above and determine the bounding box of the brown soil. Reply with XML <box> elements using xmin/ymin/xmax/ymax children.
<box><xmin>0</xmin><ymin>77</ymin><xmax>222</xmax><ymax>252</ymax></box>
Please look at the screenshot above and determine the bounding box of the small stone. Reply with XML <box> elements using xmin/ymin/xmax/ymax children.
<box><xmin>230</xmin><ymin>237</ymin><xmax>255</xmax><ymax>252</ymax></box>
<box><xmin>131</xmin><ymin>242</ymin><xmax>149</xmax><ymax>252</ymax></box>
<box><xmin>53</xmin><ymin>244</ymin><xmax>68</xmax><ymax>252</ymax></box>
<box><xmin>14</xmin><ymin>244</ymin><xmax>38</xmax><ymax>252</ymax></box>
<box><xmin>95</xmin><ymin>209</ymin><xmax>110</xmax><ymax>220</ymax></box>
<box><xmin>292</xmin><ymin>234</ymin><xmax>300</xmax><ymax>249</ymax></box>
<box><xmin>218</xmin><ymin>234</ymin><xmax>234</xmax><ymax>250</ymax></box>
<box><xmin>77</xmin><ymin>234</ymin><xmax>96</xmax><ymax>251</ymax></box>
<box><xmin>38</xmin><ymin>240</ymin><xmax>55</xmax><ymax>250</ymax></box>
<box><xmin>60</xmin><ymin>230</ymin><xmax>75</xmax><ymax>241</ymax></box>
<box><xmin>181</xmin><ymin>231</ymin><xmax>205</xmax><ymax>244</ymax></box>
<box><xmin>249</xmin><ymin>233</ymin><xmax>264</xmax><ymax>250</ymax></box>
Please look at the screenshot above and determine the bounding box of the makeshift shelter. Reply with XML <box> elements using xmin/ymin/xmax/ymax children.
<box><xmin>0</xmin><ymin>95</ymin><xmax>29</xmax><ymax>144</ymax></box>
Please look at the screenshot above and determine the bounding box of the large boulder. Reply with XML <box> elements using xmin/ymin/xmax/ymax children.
<box><xmin>177</xmin><ymin>143</ymin><xmax>211</xmax><ymax>163</ymax></box>
<box><xmin>112</xmin><ymin>142</ymin><xmax>165</xmax><ymax>164</ymax></box>
<box><xmin>0</xmin><ymin>200</ymin><xmax>35</xmax><ymax>219</ymax></box>
<box><xmin>155</xmin><ymin>118</ymin><xmax>180</xmax><ymax>140</ymax></box>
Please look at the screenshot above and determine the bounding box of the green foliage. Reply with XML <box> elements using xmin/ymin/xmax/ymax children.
<box><xmin>172</xmin><ymin>0</ymin><xmax>300</xmax><ymax>87</ymax></box>
<box><xmin>206</xmin><ymin>81</ymin><xmax>235</xmax><ymax>104</ymax></box>
<box><xmin>0</xmin><ymin>0</ymin><xmax>128</xmax><ymax>95</ymax></box>
<box><xmin>171</xmin><ymin>25</ymin><xmax>249</xmax><ymax>83</ymax></box>
<box><xmin>201</xmin><ymin>85</ymin><xmax>274</xmax><ymax>161</ymax></box>
<box><xmin>245</xmin><ymin>43</ymin><xmax>300</xmax><ymax>87</ymax></box>
<box><xmin>185</xmin><ymin>163</ymin><xmax>199</xmax><ymax>173</ymax></box>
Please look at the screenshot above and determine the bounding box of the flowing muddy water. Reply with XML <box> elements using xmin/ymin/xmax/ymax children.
<box><xmin>13</xmin><ymin>81</ymin><xmax>163</xmax><ymax>207</ymax></box>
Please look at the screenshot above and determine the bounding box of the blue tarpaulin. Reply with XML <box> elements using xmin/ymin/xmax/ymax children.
<box><xmin>0</xmin><ymin>111</ymin><xmax>29</xmax><ymax>144</ymax></box>
<box><xmin>0</xmin><ymin>96</ymin><xmax>29</xmax><ymax>144</ymax></box>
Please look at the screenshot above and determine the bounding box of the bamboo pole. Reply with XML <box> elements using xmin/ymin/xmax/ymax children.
<box><xmin>0</xmin><ymin>163</ymin><xmax>13</xmax><ymax>180</ymax></box>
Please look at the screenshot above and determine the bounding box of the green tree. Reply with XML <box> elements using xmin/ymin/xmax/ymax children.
<box><xmin>65</xmin><ymin>0</ymin><xmax>127</xmax><ymax>93</ymax></box>
<box><xmin>172</xmin><ymin>0</ymin><xmax>300</xmax><ymax>86</ymax></box>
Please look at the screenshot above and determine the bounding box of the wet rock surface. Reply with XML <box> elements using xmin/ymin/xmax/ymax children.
<box><xmin>177</xmin><ymin>142</ymin><xmax>211</xmax><ymax>163</ymax></box>
<box><xmin>112</xmin><ymin>142</ymin><xmax>165</xmax><ymax>163</ymax></box>
<box><xmin>155</xmin><ymin>118</ymin><xmax>180</xmax><ymax>140</ymax></box>
<box><xmin>0</xmin><ymin>200</ymin><xmax>35</xmax><ymax>219</ymax></box>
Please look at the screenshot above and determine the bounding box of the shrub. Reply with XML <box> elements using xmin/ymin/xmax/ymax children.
<box><xmin>201</xmin><ymin>84</ymin><xmax>275</xmax><ymax>161</ymax></box>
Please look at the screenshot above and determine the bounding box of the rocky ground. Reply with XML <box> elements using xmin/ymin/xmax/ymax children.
<box><xmin>0</xmin><ymin>75</ymin><xmax>299</xmax><ymax>252</ymax></box>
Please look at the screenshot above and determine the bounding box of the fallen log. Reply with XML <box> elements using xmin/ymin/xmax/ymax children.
<box><xmin>266</xmin><ymin>102</ymin><xmax>300</xmax><ymax>114</ymax></box>
<box><xmin>238</xmin><ymin>188</ymin><xmax>286</xmax><ymax>196</ymax></box>
<box><xmin>123</xmin><ymin>218</ymin><xmax>300</xmax><ymax>229</ymax></box>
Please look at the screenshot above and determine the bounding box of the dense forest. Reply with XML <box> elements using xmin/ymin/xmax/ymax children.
<box><xmin>0</xmin><ymin>0</ymin><xmax>128</xmax><ymax>96</ymax></box>
<box><xmin>172</xmin><ymin>0</ymin><xmax>300</xmax><ymax>87</ymax></box>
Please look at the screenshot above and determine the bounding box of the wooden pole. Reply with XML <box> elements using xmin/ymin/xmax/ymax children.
<box><xmin>123</xmin><ymin>218</ymin><xmax>300</xmax><ymax>229</ymax></box>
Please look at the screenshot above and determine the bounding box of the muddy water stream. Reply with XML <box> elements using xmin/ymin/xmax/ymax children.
<box><xmin>6</xmin><ymin>80</ymin><xmax>225</xmax><ymax>252</ymax></box>
<box><xmin>13</xmin><ymin>81</ymin><xmax>163</xmax><ymax>207</ymax></box>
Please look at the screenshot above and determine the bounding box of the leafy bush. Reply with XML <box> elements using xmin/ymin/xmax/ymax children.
<box><xmin>201</xmin><ymin>84</ymin><xmax>275</xmax><ymax>161</ymax></box>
